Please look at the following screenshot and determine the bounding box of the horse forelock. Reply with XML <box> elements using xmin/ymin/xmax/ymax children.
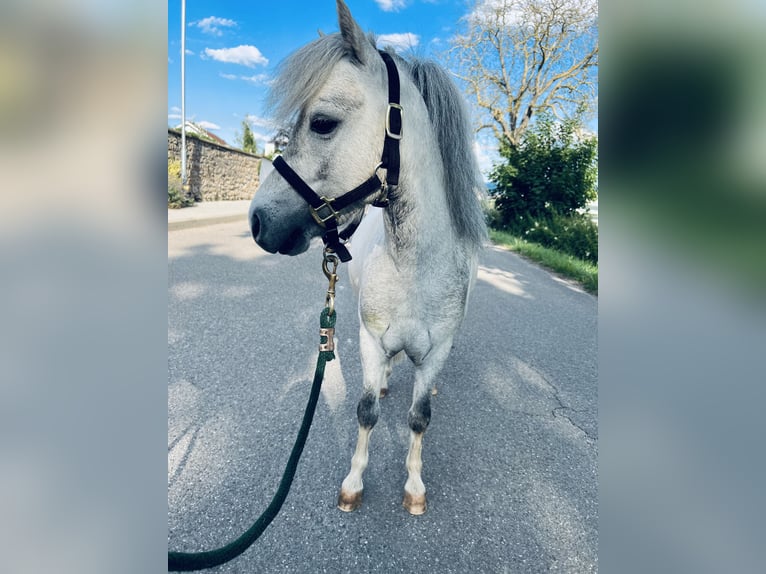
<box><xmin>267</xmin><ymin>33</ymin><xmax>378</xmax><ymax>128</ymax></box>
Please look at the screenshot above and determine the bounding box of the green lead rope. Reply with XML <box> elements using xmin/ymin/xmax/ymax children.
<box><xmin>168</xmin><ymin>308</ymin><xmax>336</xmax><ymax>571</ymax></box>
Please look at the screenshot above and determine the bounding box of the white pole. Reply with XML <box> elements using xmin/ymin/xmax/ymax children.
<box><xmin>180</xmin><ymin>0</ymin><xmax>187</xmax><ymax>189</ymax></box>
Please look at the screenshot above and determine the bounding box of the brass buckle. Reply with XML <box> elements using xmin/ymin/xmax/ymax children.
<box><xmin>319</xmin><ymin>327</ymin><xmax>335</xmax><ymax>352</ymax></box>
<box><xmin>372</xmin><ymin>162</ymin><xmax>389</xmax><ymax>207</ymax></box>
<box><xmin>373</xmin><ymin>162</ymin><xmax>386</xmax><ymax>185</ymax></box>
<box><xmin>385</xmin><ymin>103</ymin><xmax>403</xmax><ymax>140</ymax></box>
<box><xmin>310</xmin><ymin>197</ymin><xmax>338</xmax><ymax>227</ymax></box>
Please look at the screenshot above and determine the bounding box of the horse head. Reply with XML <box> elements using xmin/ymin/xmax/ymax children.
<box><xmin>249</xmin><ymin>0</ymin><xmax>390</xmax><ymax>256</ymax></box>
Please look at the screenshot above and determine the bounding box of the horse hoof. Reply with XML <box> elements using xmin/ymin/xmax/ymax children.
<box><xmin>337</xmin><ymin>489</ymin><xmax>363</xmax><ymax>512</ymax></box>
<box><xmin>403</xmin><ymin>492</ymin><xmax>427</xmax><ymax>515</ymax></box>
<box><xmin>379</xmin><ymin>388</ymin><xmax>388</xmax><ymax>398</ymax></box>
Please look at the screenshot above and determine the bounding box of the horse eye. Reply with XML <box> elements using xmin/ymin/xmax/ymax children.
<box><xmin>310</xmin><ymin>117</ymin><xmax>339</xmax><ymax>135</ymax></box>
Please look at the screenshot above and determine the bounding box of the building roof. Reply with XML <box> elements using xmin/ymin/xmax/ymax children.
<box><xmin>174</xmin><ymin>121</ymin><xmax>228</xmax><ymax>147</ymax></box>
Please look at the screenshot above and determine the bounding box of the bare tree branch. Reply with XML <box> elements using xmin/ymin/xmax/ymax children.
<box><xmin>444</xmin><ymin>0</ymin><xmax>598</xmax><ymax>150</ymax></box>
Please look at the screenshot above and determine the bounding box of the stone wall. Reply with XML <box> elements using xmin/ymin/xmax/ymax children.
<box><xmin>168</xmin><ymin>129</ymin><xmax>260</xmax><ymax>201</ymax></box>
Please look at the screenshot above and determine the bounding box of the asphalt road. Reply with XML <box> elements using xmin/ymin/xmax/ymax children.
<box><xmin>168</xmin><ymin>220</ymin><xmax>597</xmax><ymax>573</ymax></box>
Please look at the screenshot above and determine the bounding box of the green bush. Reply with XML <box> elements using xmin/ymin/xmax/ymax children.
<box><xmin>513</xmin><ymin>211</ymin><xmax>598</xmax><ymax>264</ymax></box>
<box><xmin>489</xmin><ymin>112</ymin><xmax>597</xmax><ymax>227</ymax></box>
<box><xmin>482</xmin><ymin>198</ymin><xmax>504</xmax><ymax>229</ymax></box>
<box><xmin>486</xmin><ymin>112</ymin><xmax>598</xmax><ymax>263</ymax></box>
<box><xmin>167</xmin><ymin>159</ymin><xmax>193</xmax><ymax>209</ymax></box>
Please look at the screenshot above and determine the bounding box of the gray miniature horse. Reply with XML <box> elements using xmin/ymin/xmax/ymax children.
<box><xmin>249</xmin><ymin>0</ymin><xmax>485</xmax><ymax>514</ymax></box>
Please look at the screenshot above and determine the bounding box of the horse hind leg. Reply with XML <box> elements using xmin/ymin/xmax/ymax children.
<box><xmin>379</xmin><ymin>361</ymin><xmax>392</xmax><ymax>398</ymax></box>
<box><xmin>379</xmin><ymin>351</ymin><xmax>404</xmax><ymax>398</ymax></box>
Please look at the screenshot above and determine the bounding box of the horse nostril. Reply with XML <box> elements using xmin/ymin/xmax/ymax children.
<box><xmin>250</xmin><ymin>211</ymin><xmax>261</xmax><ymax>241</ymax></box>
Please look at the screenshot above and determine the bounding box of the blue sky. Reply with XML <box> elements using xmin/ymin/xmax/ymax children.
<box><xmin>168</xmin><ymin>0</ymin><xmax>471</xmax><ymax>148</ymax></box>
<box><xmin>168</xmin><ymin>0</ymin><xmax>597</xmax><ymax>178</ymax></box>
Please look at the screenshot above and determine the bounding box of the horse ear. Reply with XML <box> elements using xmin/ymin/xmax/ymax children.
<box><xmin>337</xmin><ymin>0</ymin><xmax>368</xmax><ymax>64</ymax></box>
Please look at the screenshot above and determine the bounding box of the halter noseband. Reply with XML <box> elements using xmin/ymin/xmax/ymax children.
<box><xmin>271</xmin><ymin>50</ymin><xmax>402</xmax><ymax>263</ymax></box>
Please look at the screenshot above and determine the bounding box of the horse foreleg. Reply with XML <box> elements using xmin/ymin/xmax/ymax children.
<box><xmin>403</xmin><ymin>397</ymin><xmax>430</xmax><ymax>515</ymax></box>
<box><xmin>338</xmin><ymin>418</ymin><xmax>373</xmax><ymax>511</ymax></box>
<box><xmin>338</xmin><ymin>328</ymin><xmax>387</xmax><ymax>512</ymax></box>
<box><xmin>402</xmin><ymin>341</ymin><xmax>451</xmax><ymax>515</ymax></box>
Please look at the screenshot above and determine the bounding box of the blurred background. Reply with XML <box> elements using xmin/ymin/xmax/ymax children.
<box><xmin>601</xmin><ymin>1</ymin><xmax>766</xmax><ymax>572</ymax></box>
<box><xmin>0</xmin><ymin>2</ymin><xmax>166</xmax><ymax>573</ymax></box>
<box><xmin>0</xmin><ymin>1</ymin><xmax>763</xmax><ymax>572</ymax></box>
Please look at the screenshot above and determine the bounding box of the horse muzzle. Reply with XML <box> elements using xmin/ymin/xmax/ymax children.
<box><xmin>249</xmin><ymin>205</ymin><xmax>314</xmax><ymax>256</ymax></box>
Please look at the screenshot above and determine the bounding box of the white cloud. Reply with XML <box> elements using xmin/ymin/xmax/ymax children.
<box><xmin>197</xmin><ymin>121</ymin><xmax>220</xmax><ymax>130</ymax></box>
<box><xmin>240</xmin><ymin>73</ymin><xmax>271</xmax><ymax>85</ymax></box>
<box><xmin>377</xmin><ymin>33</ymin><xmax>420</xmax><ymax>51</ymax></box>
<box><xmin>192</xmin><ymin>16</ymin><xmax>237</xmax><ymax>36</ymax></box>
<box><xmin>168</xmin><ymin>113</ymin><xmax>181</xmax><ymax>121</ymax></box>
<box><xmin>467</xmin><ymin>0</ymin><xmax>597</xmax><ymax>29</ymax></box>
<box><xmin>245</xmin><ymin>115</ymin><xmax>275</xmax><ymax>129</ymax></box>
<box><xmin>185</xmin><ymin>49</ymin><xmax>194</xmax><ymax>56</ymax></box>
<box><xmin>219</xmin><ymin>72</ymin><xmax>272</xmax><ymax>85</ymax></box>
<box><xmin>375</xmin><ymin>0</ymin><xmax>408</xmax><ymax>11</ymax></box>
<box><xmin>468</xmin><ymin>0</ymin><xmax>524</xmax><ymax>26</ymax></box>
<box><xmin>204</xmin><ymin>45</ymin><xmax>268</xmax><ymax>67</ymax></box>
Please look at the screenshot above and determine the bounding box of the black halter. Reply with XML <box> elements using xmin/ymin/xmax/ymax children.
<box><xmin>271</xmin><ymin>50</ymin><xmax>402</xmax><ymax>262</ymax></box>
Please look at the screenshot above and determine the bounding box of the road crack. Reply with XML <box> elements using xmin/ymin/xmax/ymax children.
<box><xmin>530</xmin><ymin>365</ymin><xmax>597</xmax><ymax>442</ymax></box>
<box><xmin>552</xmin><ymin>406</ymin><xmax>597</xmax><ymax>442</ymax></box>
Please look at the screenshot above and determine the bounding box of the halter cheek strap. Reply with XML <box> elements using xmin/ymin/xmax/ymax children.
<box><xmin>380</xmin><ymin>51</ymin><xmax>402</xmax><ymax>189</ymax></box>
<box><xmin>271</xmin><ymin>50</ymin><xmax>402</xmax><ymax>263</ymax></box>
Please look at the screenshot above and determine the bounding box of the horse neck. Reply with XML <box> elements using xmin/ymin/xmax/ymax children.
<box><xmin>382</xmin><ymin>96</ymin><xmax>453</xmax><ymax>261</ymax></box>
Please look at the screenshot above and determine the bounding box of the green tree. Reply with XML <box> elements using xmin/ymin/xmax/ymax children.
<box><xmin>490</xmin><ymin>112</ymin><xmax>597</xmax><ymax>226</ymax></box>
<box><xmin>237</xmin><ymin>119</ymin><xmax>258</xmax><ymax>154</ymax></box>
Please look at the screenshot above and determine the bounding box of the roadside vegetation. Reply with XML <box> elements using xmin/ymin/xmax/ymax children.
<box><xmin>443</xmin><ymin>0</ymin><xmax>598</xmax><ymax>295</ymax></box>
<box><xmin>168</xmin><ymin>158</ymin><xmax>193</xmax><ymax>209</ymax></box>
<box><xmin>488</xmin><ymin>228</ymin><xmax>598</xmax><ymax>294</ymax></box>
<box><xmin>484</xmin><ymin>113</ymin><xmax>598</xmax><ymax>294</ymax></box>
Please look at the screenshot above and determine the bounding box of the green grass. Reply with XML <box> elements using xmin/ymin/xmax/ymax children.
<box><xmin>489</xmin><ymin>228</ymin><xmax>598</xmax><ymax>294</ymax></box>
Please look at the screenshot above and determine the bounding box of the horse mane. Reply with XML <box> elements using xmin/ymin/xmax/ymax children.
<box><xmin>402</xmin><ymin>53</ymin><xmax>487</xmax><ymax>248</ymax></box>
<box><xmin>268</xmin><ymin>35</ymin><xmax>487</xmax><ymax>249</ymax></box>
